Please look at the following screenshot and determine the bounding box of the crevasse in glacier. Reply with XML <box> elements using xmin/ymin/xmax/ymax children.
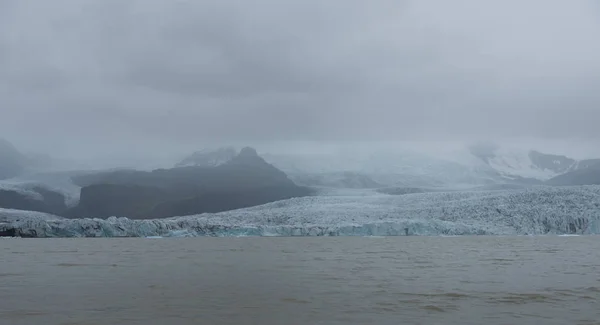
<box><xmin>2</xmin><ymin>186</ymin><xmax>600</xmax><ymax>237</ymax></box>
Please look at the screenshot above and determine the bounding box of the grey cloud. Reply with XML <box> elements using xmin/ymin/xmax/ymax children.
<box><xmin>1</xmin><ymin>0</ymin><xmax>600</xmax><ymax>159</ymax></box>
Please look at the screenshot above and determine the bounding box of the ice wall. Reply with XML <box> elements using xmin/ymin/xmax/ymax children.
<box><xmin>2</xmin><ymin>186</ymin><xmax>600</xmax><ymax>237</ymax></box>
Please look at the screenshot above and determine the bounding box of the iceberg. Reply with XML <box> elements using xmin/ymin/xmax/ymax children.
<box><xmin>2</xmin><ymin>186</ymin><xmax>600</xmax><ymax>237</ymax></box>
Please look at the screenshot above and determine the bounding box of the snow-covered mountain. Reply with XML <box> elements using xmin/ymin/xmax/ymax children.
<box><xmin>172</xmin><ymin>143</ymin><xmax>600</xmax><ymax>188</ymax></box>
<box><xmin>468</xmin><ymin>143</ymin><xmax>600</xmax><ymax>182</ymax></box>
<box><xmin>262</xmin><ymin>149</ymin><xmax>503</xmax><ymax>188</ymax></box>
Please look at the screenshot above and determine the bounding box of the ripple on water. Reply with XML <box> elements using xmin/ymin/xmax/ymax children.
<box><xmin>489</xmin><ymin>293</ymin><xmax>560</xmax><ymax>305</ymax></box>
<box><xmin>2</xmin><ymin>236</ymin><xmax>600</xmax><ymax>325</ymax></box>
<box><xmin>0</xmin><ymin>273</ymin><xmax>25</xmax><ymax>277</ymax></box>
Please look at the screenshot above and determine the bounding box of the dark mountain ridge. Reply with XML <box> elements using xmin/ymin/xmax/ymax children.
<box><xmin>546</xmin><ymin>161</ymin><xmax>600</xmax><ymax>186</ymax></box>
<box><xmin>66</xmin><ymin>147</ymin><xmax>312</xmax><ymax>219</ymax></box>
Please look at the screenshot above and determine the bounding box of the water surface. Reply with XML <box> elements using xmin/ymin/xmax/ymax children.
<box><xmin>1</xmin><ymin>236</ymin><xmax>600</xmax><ymax>324</ymax></box>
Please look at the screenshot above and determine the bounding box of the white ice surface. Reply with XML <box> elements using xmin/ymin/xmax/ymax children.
<box><xmin>0</xmin><ymin>172</ymin><xmax>82</xmax><ymax>207</ymax></box>
<box><xmin>0</xmin><ymin>183</ymin><xmax>44</xmax><ymax>201</ymax></box>
<box><xmin>2</xmin><ymin>186</ymin><xmax>600</xmax><ymax>237</ymax></box>
<box><xmin>487</xmin><ymin>149</ymin><xmax>558</xmax><ymax>180</ymax></box>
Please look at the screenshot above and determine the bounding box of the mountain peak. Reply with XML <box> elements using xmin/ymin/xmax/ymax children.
<box><xmin>239</xmin><ymin>147</ymin><xmax>258</xmax><ymax>157</ymax></box>
<box><xmin>228</xmin><ymin>147</ymin><xmax>268</xmax><ymax>167</ymax></box>
<box><xmin>175</xmin><ymin>147</ymin><xmax>237</xmax><ymax>168</ymax></box>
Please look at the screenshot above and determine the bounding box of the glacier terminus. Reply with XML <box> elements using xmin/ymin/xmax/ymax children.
<box><xmin>2</xmin><ymin>186</ymin><xmax>600</xmax><ymax>238</ymax></box>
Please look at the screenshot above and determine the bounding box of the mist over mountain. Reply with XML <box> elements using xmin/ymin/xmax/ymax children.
<box><xmin>66</xmin><ymin>147</ymin><xmax>312</xmax><ymax>219</ymax></box>
<box><xmin>290</xmin><ymin>172</ymin><xmax>383</xmax><ymax>189</ymax></box>
<box><xmin>466</xmin><ymin>143</ymin><xmax>600</xmax><ymax>186</ymax></box>
<box><xmin>165</xmin><ymin>142</ymin><xmax>600</xmax><ymax>190</ymax></box>
<box><xmin>260</xmin><ymin>143</ymin><xmax>591</xmax><ymax>188</ymax></box>
<box><xmin>175</xmin><ymin>147</ymin><xmax>237</xmax><ymax>168</ymax></box>
<box><xmin>547</xmin><ymin>162</ymin><xmax>600</xmax><ymax>186</ymax></box>
<box><xmin>2</xmin><ymin>137</ymin><xmax>600</xmax><ymax>234</ymax></box>
<box><xmin>0</xmin><ymin>138</ymin><xmax>26</xmax><ymax>180</ymax></box>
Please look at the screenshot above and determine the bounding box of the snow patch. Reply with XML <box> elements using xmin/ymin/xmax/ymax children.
<box><xmin>487</xmin><ymin>149</ymin><xmax>558</xmax><ymax>180</ymax></box>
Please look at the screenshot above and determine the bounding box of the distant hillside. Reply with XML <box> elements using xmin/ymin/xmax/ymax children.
<box><xmin>0</xmin><ymin>186</ymin><xmax>67</xmax><ymax>216</ymax></box>
<box><xmin>568</xmin><ymin>158</ymin><xmax>600</xmax><ymax>171</ymax></box>
<box><xmin>547</xmin><ymin>161</ymin><xmax>600</xmax><ymax>186</ymax></box>
<box><xmin>468</xmin><ymin>143</ymin><xmax>600</xmax><ymax>183</ymax></box>
<box><xmin>67</xmin><ymin>147</ymin><xmax>312</xmax><ymax>219</ymax></box>
<box><xmin>528</xmin><ymin>150</ymin><xmax>575</xmax><ymax>174</ymax></box>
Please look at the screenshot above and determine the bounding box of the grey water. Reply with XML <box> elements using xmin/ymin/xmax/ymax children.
<box><xmin>1</xmin><ymin>236</ymin><xmax>600</xmax><ymax>325</ymax></box>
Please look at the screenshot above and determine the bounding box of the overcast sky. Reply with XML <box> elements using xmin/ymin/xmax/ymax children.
<box><xmin>1</xmin><ymin>0</ymin><xmax>600</xmax><ymax>160</ymax></box>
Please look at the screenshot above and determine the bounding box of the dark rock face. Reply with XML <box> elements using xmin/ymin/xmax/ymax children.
<box><xmin>148</xmin><ymin>186</ymin><xmax>310</xmax><ymax>218</ymax></box>
<box><xmin>528</xmin><ymin>150</ymin><xmax>575</xmax><ymax>174</ymax></box>
<box><xmin>0</xmin><ymin>139</ymin><xmax>26</xmax><ymax>180</ymax></box>
<box><xmin>67</xmin><ymin>147</ymin><xmax>312</xmax><ymax>219</ymax></box>
<box><xmin>547</xmin><ymin>163</ymin><xmax>600</xmax><ymax>186</ymax></box>
<box><xmin>67</xmin><ymin>184</ymin><xmax>168</xmax><ymax>219</ymax></box>
<box><xmin>0</xmin><ymin>187</ymin><xmax>67</xmax><ymax>215</ymax></box>
<box><xmin>238</xmin><ymin>147</ymin><xmax>258</xmax><ymax>157</ymax></box>
<box><xmin>570</xmin><ymin>159</ymin><xmax>600</xmax><ymax>171</ymax></box>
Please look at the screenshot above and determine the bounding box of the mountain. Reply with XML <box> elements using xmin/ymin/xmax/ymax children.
<box><xmin>260</xmin><ymin>143</ymin><xmax>600</xmax><ymax>189</ymax></box>
<box><xmin>0</xmin><ymin>139</ymin><xmax>26</xmax><ymax>180</ymax></box>
<box><xmin>469</xmin><ymin>144</ymin><xmax>560</xmax><ymax>181</ymax></box>
<box><xmin>262</xmin><ymin>150</ymin><xmax>504</xmax><ymax>188</ymax></box>
<box><xmin>528</xmin><ymin>150</ymin><xmax>575</xmax><ymax>174</ymax></box>
<box><xmin>568</xmin><ymin>158</ymin><xmax>600</xmax><ymax>172</ymax></box>
<box><xmin>547</xmin><ymin>161</ymin><xmax>600</xmax><ymax>185</ymax></box>
<box><xmin>0</xmin><ymin>185</ymin><xmax>68</xmax><ymax>216</ymax></box>
<box><xmin>468</xmin><ymin>143</ymin><xmax>600</xmax><ymax>183</ymax></box>
<box><xmin>175</xmin><ymin>147</ymin><xmax>237</xmax><ymax>168</ymax></box>
<box><xmin>66</xmin><ymin>147</ymin><xmax>312</xmax><ymax>219</ymax></box>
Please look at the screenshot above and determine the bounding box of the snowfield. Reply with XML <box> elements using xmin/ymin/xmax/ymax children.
<box><xmin>2</xmin><ymin>186</ymin><xmax>600</xmax><ymax>237</ymax></box>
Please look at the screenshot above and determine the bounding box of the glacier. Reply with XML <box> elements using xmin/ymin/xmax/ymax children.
<box><xmin>0</xmin><ymin>172</ymin><xmax>82</xmax><ymax>207</ymax></box>
<box><xmin>2</xmin><ymin>186</ymin><xmax>600</xmax><ymax>238</ymax></box>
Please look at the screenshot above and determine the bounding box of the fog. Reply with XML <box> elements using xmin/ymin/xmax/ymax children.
<box><xmin>1</xmin><ymin>0</ymin><xmax>600</xmax><ymax>165</ymax></box>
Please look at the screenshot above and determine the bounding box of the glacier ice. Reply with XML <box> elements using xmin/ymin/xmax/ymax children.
<box><xmin>2</xmin><ymin>186</ymin><xmax>600</xmax><ymax>237</ymax></box>
<box><xmin>0</xmin><ymin>172</ymin><xmax>82</xmax><ymax>207</ymax></box>
<box><xmin>0</xmin><ymin>208</ymin><xmax>63</xmax><ymax>223</ymax></box>
<box><xmin>0</xmin><ymin>183</ymin><xmax>44</xmax><ymax>201</ymax></box>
